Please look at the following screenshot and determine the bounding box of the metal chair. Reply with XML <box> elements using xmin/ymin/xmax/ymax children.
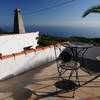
<box><xmin>54</xmin><ymin>46</ymin><xmax>80</xmax><ymax>97</ymax></box>
<box><xmin>57</xmin><ymin>50</ymin><xmax>80</xmax><ymax>84</ymax></box>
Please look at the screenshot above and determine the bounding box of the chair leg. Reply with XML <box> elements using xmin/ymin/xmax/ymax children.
<box><xmin>57</xmin><ymin>67</ymin><xmax>67</xmax><ymax>80</ymax></box>
<box><xmin>80</xmin><ymin>67</ymin><xmax>92</xmax><ymax>76</ymax></box>
<box><xmin>68</xmin><ymin>70</ymin><xmax>74</xmax><ymax>80</ymax></box>
<box><xmin>72</xmin><ymin>89</ymin><xmax>75</xmax><ymax>98</ymax></box>
<box><xmin>75</xmin><ymin>69</ymin><xmax>80</xmax><ymax>86</ymax></box>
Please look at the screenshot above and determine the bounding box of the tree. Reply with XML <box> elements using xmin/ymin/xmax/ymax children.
<box><xmin>82</xmin><ymin>5</ymin><xmax>100</xmax><ymax>17</ymax></box>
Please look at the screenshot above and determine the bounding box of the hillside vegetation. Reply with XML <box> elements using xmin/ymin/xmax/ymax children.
<box><xmin>38</xmin><ymin>34</ymin><xmax>100</xmax><ymax>46</ymax></box>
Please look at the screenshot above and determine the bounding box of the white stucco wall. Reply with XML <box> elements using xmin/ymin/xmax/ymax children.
<box><xmin>0</xmin><ymin>45</ymin><xmax>65</xmax><ymax>80</ymax></box>
<box><xmin>0</xmin><ymin>32</ymin><xmax>39</xmax><ymax>56</ymax></box>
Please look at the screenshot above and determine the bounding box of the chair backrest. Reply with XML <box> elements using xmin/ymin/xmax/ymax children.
<box><xmin>60</xmin><ymin>51</ymin><xmax>72</xmax><ymax>63</ymax></box>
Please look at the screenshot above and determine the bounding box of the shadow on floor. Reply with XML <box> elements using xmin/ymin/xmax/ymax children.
<box><xmin>55</xmin><ymin>79</ymin><xmax>78</xmax><ymax>91</ymax></box>
<box><xmin>31</xmin><ymin>80</ymin><xmax>76</xmax><ymax>100</ymax></box>
<box><xmin>31</xmin><ymin>89</ymin><xmax>74</xmax><ymax>100</ymax></box>
<box><xmin>0</xmin><ymin>62</ymin><xmax>54</xmax><ymax>100</ymax></box>
<box><xmin>30</xmin><ymin>77</ymin><xmax>100</xmax><ymax>100</ymax></box>
<box><xmin>28</xmin><ymin>74</ymin><xmax>100</xmax><ymax>100</ymax></box>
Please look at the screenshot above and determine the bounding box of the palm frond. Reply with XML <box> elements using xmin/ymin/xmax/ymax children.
<box><xmin>82</xmin><ymin>5</ymin><xmax>100</xmax><ymax>18</ymax></box>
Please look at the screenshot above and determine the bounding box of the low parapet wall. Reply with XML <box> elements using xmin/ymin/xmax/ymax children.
<box><xmin>0</xmin><ymin>32</ymin><xmax>39</xmax><ymax>56</ymax></box>
<box><xmin>0</xmin><ymin>41</ymin><xmax>69</xmax><ymax>80</ymax></box>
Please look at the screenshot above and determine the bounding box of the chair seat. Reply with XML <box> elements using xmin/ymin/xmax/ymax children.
<box><xmin>60</xmin><ymin>61</ymin><xmax>80</xmax><ymax>70</ymax></box>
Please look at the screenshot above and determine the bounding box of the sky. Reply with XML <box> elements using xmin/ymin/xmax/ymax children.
<box><xmin>0</xmin><ymin>0</ymin><xmax>100</xmax><ymax>29</ymax></box>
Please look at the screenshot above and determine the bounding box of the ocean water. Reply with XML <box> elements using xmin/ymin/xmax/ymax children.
<box><xmin>1</xmin><ymin>25</ymin><xmax>100</xmax><ymax>38</ymax></box>
<box><xmin>26</xmin><ymin>26</ymin><xmax>100</xmax><ymax>38</ymax></box>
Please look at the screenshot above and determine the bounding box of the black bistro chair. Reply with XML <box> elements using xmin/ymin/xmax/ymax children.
<box><xmin>56</xmin><ymin>49</ymin><xmax>80</xmax><ymax>83</ymax></box>
<box><xmin>54</xmin><ymin>47</ymin><xmax>80</xmax><ymax>97</ymax></box>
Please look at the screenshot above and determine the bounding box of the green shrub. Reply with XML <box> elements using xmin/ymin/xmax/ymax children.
<box><xmin>38</xmin><ymin>34</ymin><xmax>100</xmax><ymax>46</ymax></box>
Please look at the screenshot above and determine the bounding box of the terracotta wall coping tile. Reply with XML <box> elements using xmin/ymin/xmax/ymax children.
<box><xmin>49</xmin><ymin>45</ymin><xmax>54</xmax><ymax>48</ymax></box>
<box><xmin>1</xmin><ymin>54</ymin><xmax>14</xmax><ymax>60</ymax></box>
<box><xmin>0</xmin><ymin>41</ymin><xmax>70</xmax><ymax>60</ymax></box>
<box><xmin>12</xmin><ymin>52</ymin><xmax>25</xmax><ymax>56</ymax></box>
<box><xmin>42</xmin><ymin>46</ymin><xmax>50</xmax><ymax>49</ymax></box>
<box><xmin>24</xmin><ymin>50</ymin><xmax>35</xmax><ymax>54</ymax></box>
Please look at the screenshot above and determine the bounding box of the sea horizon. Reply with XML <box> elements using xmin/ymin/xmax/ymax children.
<box><xmin>1</xmin><ymin>25</ymin><xmax>100</xmax><ymax>38</ymax></box>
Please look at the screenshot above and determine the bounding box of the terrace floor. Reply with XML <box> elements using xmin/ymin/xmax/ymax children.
<box><xmin>0</xmin><ymin>60</ymin><xmax>100</xmax><ymax>100</ymax></box>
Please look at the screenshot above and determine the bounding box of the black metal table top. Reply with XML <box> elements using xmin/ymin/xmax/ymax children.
<box><xmin>63</xmin><ymin>42</ymin><xmax>93</xmax><ymax>48</ymax></box>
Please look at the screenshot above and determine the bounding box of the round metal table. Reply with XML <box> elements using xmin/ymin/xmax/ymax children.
<box><xmin>66</xmin><ymin>42</ymin><xmax>93</xmax><ymax>48</ymax></box>
<box><xmin>62</xmin><ymin>42</ymin><xmax>93</xmax><ymax>63</ymax></box>
<box><xmin>59</xmin><ymin>42</ymin><xmax>93</xmax><ymax>80</ymax></box>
